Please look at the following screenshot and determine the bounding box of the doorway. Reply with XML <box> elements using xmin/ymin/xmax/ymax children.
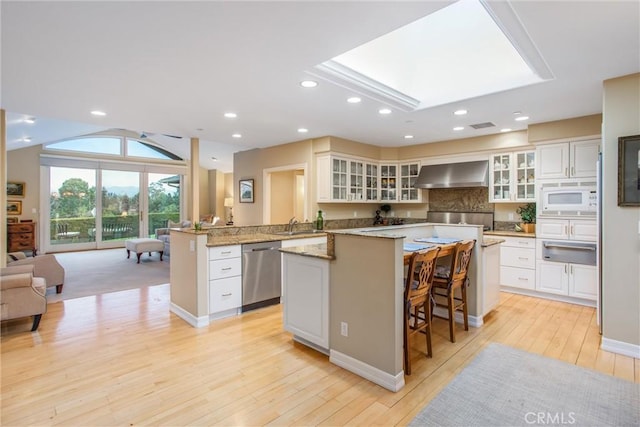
<box><xmin>263</xmin><ymin>164</ymin><xmax>307</xmax><ymax>224</ymax></box>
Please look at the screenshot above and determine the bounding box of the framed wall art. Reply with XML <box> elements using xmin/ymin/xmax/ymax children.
<box><xmin>7</xmin><ymin>217</ymin><xmax>19</xmax><ymax>224</ymax></box>
<box><xmin>618</xmin><ymin>134</ymin><xmax>640</xmax><ymax>206</ymax></box>
<box><xmin>7</xmin><ymin>181</ymin><xmax>25</xmax><ymax>197</ymax></box>
<box><xmin>239</xmin><ymin>179</ymin><xmax>254</xmax><ymax>203</ymax></box>
<box><xmin>7</xmin><ymin>200</ymin><xmax>22</xmax><ymax>215</ymax></box>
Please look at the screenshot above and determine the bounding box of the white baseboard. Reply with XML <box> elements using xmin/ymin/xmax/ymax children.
<box><xmin>170</xmin><ymin>303</ymin><xmax>209</xmax><ymax>328</ymax></box>
<box><xmin>601</xmin><ymin>337</ymin><xmax>640</xmax><ymax>358</ymax></box>
<box><xmin>330</xmin><ymin>349</ymin><xmax>405</xmax><ymax>392</ymax></box>
<box><xmin>433</xmin><ymin>307</ymin><xmax>483</xmax><ymax>328</ymax></box>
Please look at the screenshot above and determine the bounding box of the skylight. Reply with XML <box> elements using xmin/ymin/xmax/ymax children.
<box><xmin>314</xmin><ymin>0</ymin><xmax>551</xmax><ymax>111</ymax></box>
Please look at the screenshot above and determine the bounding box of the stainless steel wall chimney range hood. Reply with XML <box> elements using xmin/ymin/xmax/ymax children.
<box><xmin>413</xmin><ymin>160</ymin><xmax>489</xmax><ymax>188</ymax></box>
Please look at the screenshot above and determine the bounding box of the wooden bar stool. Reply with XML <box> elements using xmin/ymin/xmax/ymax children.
<box><xmin>431</xmin><ymin>240</ymin><xmax>475</xmax><ymax>343</ymax></box>
<box><xmin>403</xmin><ymin>246</ymin><xmax>440</xmax><ymax>375</ymax></box>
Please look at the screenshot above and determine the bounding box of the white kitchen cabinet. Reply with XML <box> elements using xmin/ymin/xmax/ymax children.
<box><xmin>380</xmin><ymin>164</ymin><xmax>398</xmax><ymax>202</ymax></box>
<box><xmin>536</xmin><ymin>260</ymin><xmax>569</xmax><ymax>295</ymax></box>
<box><xmin>568</xmin><ymin>264</ymin><xmax>598</xmax><ymax>300</ymax></box>
<box><xmin>317</xmin><ymin>154</ymin><xmax>379</xmax><ymax>202</ymax></box>
<box><xmin>282</xmin><ymin>253</ymin><xmax>329</xmax><ymax>353</ymax></box>
<box><xmin>208</xmin><ymin>244</ymin><xmax>242</xmax><ymax>318</ymax></box>
<box><xmin>489</xmin><ymin>151</ymin><xmax>535</xmax><ymax>202</ymax></box>
<box><xmin>536</xmin><ymin>260</ymin><xmax>597</xmax><ymax>300</ymax></box>
<box><xmin>399</xmin><ymin>162</ymin><xmax>421</xmax><ymax>202</ymax></box>
<box><xmin>536</xmin><ymin>139</ymin><xmax>600</xmax><ymax>180</ymax></box>
<box><xmin>536</xmin><ymin>218</ymin><xmax>597</xmax><ymax>241</ymax></box>
<box><xmin>500</xmin><ymin>236</ymin><xmax>536</xmax><ymax>290</ymax></box>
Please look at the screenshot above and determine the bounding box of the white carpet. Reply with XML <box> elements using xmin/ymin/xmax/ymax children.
<box><xmin>410</xmin><ymin>343</ymin><xmax>639</xmax><ymax>427</ymax></box>
<box><xmin>45</xmin><ymin>248</ymin><xmax>169</xmax><ymax>302</ymax></box>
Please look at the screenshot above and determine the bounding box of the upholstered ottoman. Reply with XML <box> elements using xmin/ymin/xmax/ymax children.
<box><xmin>125</xmin><ymin>238</ymin><xmax>164</xmax><ymax>264</ymax></box>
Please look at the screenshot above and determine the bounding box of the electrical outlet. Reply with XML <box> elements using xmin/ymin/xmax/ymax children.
<box><xmin>32</xmin><ymin>208</ymin><xmax>37</xmax><ymax>214</ymax></box>
<box><xmin>508</xmin><ymin>213</ymin><xmax>514</xmax><ymax>220</ymax></box>
<box><xmin>407</xmin><ymin>211</ymin><xmax>411</xmax><ymax>218</ymax></box>
<box><xmin>353</xmin><ymin>211</ymin><xmax>358</xmax><ymax>218</ymax></box>
<box><xmin>341</xmin><ymin>322</ymin><xmax>348</xmax><ymax>337</ymax></box>
<box><xmin>189</xmin><ymin>240</ymin><xmax>195</xmax><ymax>251</ymax></box>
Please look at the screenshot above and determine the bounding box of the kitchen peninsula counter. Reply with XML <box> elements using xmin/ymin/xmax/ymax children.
<box><xmin>278</xmin><ymin>222</ymin><xmax>502</xmax><ymax>393</ymax></box>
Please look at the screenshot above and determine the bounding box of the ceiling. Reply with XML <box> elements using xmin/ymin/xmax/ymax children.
<box><xmin>2</xmin><ymin>1</ymin><xmax>639</xmax><ymax>173</ymax></box>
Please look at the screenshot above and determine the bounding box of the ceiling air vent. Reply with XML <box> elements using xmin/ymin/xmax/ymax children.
<box><xmin>469</xmin><ymin>122</ymin><xmax>496</xmax><ymax>129</ymax></box>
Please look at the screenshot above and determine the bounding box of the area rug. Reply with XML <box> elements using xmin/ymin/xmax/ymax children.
<box><xmin>410</xmin><ymin>343</ymin><xmax>639</xmax><ymax>427</ymax></box>
<box><xmin>45</xmin><ymin>248</ymin><xmax>169</xmax><ymax>302</ymax></box>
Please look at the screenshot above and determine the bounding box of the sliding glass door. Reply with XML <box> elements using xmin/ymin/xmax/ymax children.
<box><xmin>46</xmin><ymin>167</ymin><xmax>184</xmax><ymax>252</ymax></box>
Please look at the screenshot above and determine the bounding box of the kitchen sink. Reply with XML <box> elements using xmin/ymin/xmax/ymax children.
<box><xmin>272</xmin><ymin>230</ymin><xmax>323</xmax><ymax>236</ymax></box>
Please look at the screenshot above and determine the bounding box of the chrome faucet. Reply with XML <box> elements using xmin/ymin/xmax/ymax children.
<box><xmin>287</xmin><ymin>216</ymin><xmax>298</xmax><ymax>233</ymax></box>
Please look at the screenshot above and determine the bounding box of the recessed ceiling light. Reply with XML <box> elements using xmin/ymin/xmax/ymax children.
<box><xmin>500</xmin><ymin>128</ymin><xmax>512</xmax><ymax>132</ymax></box>
<box><xmin>24</xmin><ymin>117</ymin><xmax>36</xmax><ymax>124</ymax></box>
<box><xmin>513</xmin><ymin>111</ymin><xmax>522</xmax><ymax>116</ymax></box>
<box><xmin>378</xmin><ymin>108</ymin><xmax>392</xmax><ymax>115</ymax></box>
<box><xmin>454</xmin><ymin>109</ymin><xmax>468</xmax><ymax>115</ymax></box>
<box><xmin>298</xmin><ymin>128</ymin><xmax>309</xmax><ymax>133</ymax></box>
<box><xmin>404</xmin><ymin>135</ymin><xmax>414</xmax><ymax>139</ymax></box>
<box><xmin>347</xmin><ymin>97</ymin><xmax>361</xmax><ymax>104</ymax></box>
<box><xmin>515</xmin><ymin>116</ymin><xmax>529</xmax><ymax>121</ymax></box>
<box><xmin>196</xmin><ymin>128</ymin><xmax>204</xmax><ymax>131</ymax></box>
<box><xmin>300</xmin><ymin>80</ymin><xmax>318</xmax><ymax>88</ymax></box>
<box><xmin>21</xmin><ymin>137</ymin><xmax>32</xmax><ymax>143</ymax></box>
<box><xmin>453</xmin><ymin>126</ymin><xmax>464</xmax><ymax>131</ymax></box>
<box><xmin>232</xmin><ymin>133</ymin><xmax>242</xmax><ymax>138</ymax></box>
<box><xmin>91</xmin><ymin>110</ymin><xmax>106</xmax><ymax>116</ymax></box>
<box><xmin>211</xmin><ymin>157</ymin><xmax>218</xmax><ymax>161</ymax></box>
<box><xmin>224</xmin><ymin>112</ymin><xmax>237</xmax><ymax>118</ymax></box>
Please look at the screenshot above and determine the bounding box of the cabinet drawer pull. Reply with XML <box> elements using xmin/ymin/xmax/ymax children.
<box><xmin>571</xmin><ymin>166</ymin><xmax>575</xmax><ymax>176</ymax></box>
<box><xmin>221</xmin><ymin>267</ymin><xmax>232</xmax><ymax>271</ymax></box>
<box><xmin>564</xmin><ymin>264</ymin><xmax>568</xmax><ymax>273</ymax></box>
<box><xmin>220</xmin><ymin>251</ymin><xmax>232</xmax><ymax>255</ymax></box>
<box><xmin>518</xmin><ymin>257</ymin><xmax>529</xmax><ymax>260</ymax></box>
<box><xmin>518</xmin><ymin>277</ymin><xmax>529</xmax><ymax>281</ymax></box>
<box><xmin>518</xmin><ymin>241</ymin><xmax>529</xmax><ymax>245</ymax></box>
<box><xmin>564</xmin><ymin>167</ymin><xmax>568</xmax><ymax>177</ymax></box>
<box><xmin>221</xmin><ymin>293</ymin><xmax>232</xmax><ymax>297</ymax></box>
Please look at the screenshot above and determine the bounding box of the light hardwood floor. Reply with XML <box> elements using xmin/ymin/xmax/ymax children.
<box><xmin>1</xmin><ymin>286</ymin><xmax>638</xmax><ymax>426</ymax></box>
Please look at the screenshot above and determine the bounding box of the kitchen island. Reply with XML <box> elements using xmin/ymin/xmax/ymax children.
<box><xmin>280</xmin><ymin>223</ymin><xmax>502</xmax><ymax>392</ymax></box>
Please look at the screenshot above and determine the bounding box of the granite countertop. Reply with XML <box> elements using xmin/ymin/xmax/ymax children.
<box><xmin>484</xmin><ymin>230</ymin><xmax>536</xmax><ymax>238</ymax></box>
<box><xmin>279</xmin><ymin>243</ymin><xmax>334</xmax><ymax>260</ymax></box>
<box><xmin>481</xmin><ymin>237</ymin><xmax>505</xmax><ymax>247</ymax></box>
<box><xmin>205</xmin><ymin>231</ymin><xmax>326</xmax><ymax>247</ymax></box>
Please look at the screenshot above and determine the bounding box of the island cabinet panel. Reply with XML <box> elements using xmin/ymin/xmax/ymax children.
<box><xmin>208</xmin><ymin>244</ymin><xmax>242</xmax><ymax>318</ymax></box>
<box><xmin>282</xmin><ymin>253</ymin><xmax>329</xmax><ymax>352</ymax></box>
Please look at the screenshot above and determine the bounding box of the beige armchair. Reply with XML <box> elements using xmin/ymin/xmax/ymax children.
<box><xmin>1</xmin><ymin>264</ymin><xmax>47</xmax><ymax>331</ymax></box>
<box><xmin>7</xmin><ymin>252</ymin><xmax>65</xmax><ymax>294</ymax></box>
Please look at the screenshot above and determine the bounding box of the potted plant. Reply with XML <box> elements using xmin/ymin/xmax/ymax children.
<box><xmin>380</xmin><ymin>204</ymin><xmax>392</xmax><ymax>225</ymax></box>
<box><xmin>516</xmin><ymin>203</ymin><xmax>536</xmax><ymax>233</ymax></box>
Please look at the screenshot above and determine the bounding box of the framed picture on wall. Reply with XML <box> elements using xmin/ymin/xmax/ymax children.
<box><xmin>618</xmin><ymin>134</ymin><xmax>640</xmax><ymax>206</ymax></box>
<box><xmin>7</xmin><ymin>217</ymin><xmax>19</xmax><ymax>224</ymax></box>
<box><xmin>7</xmin><ymin>200</ymin><xmax>22</xmax><ymax>215</ymax></box>
<box><xmin>7</xmin><ymin>181</ymin><xmax>25</xmax><ymax>197</ymax></box>
<box><xmin>239</xmin><ymin>179</ymin><xmax>254</xmax><ymax>203</ymax></box>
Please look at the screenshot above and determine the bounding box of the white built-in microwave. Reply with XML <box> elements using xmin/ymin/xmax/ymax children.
<box><xmin>541</xmin><ymin>185</ymin><xmax>598</xmax><ymax>214</ymax></box>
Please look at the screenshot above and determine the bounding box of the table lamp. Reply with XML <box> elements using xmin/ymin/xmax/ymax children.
<box><xmin>224</xmin><ymin>198</ymin><xmax>234</xmax><ymax>225</ymax></box>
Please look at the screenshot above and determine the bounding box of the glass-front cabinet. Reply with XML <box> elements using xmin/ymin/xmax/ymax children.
<box><xmin>399</xmin><ymin>162</ymin><xmax>421</xmax><ymax>202</ymax></box>
<box><xmin>332</xmin><ymin>158</ymin><xmax>348</xmax><ymax>201</ymax></box>
<box><xmin>365</xmin><ymin>163</ymin><xmax>378</xmax><ymax>201</ymax></box>
<box><xmin>489</xmin><ymin>151</ymin><xmax>535</xmax><ymax>203</ymax></box>
<box><xmin>317</xmin><ymin>154</ymin><xmax>422</xmax><ymax>203</ymax></box>
<box><xmin>380</xmin><ymin>164</ymin><xmax>397</xmax><ymax>201</ymax></box>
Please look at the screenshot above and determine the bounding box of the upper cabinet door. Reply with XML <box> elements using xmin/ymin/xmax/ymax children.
<box><xmin>570</xmin><ymin>139</ymin><xmax>600</xmax><ymax>178</ymax></box>
<box><xmin>399</xmin><ymin>162</ymin><xmax>421</xmax><ymax>202</ymax></box>
<box><xmin>489</xmin><ymin>153</ymin><xmax>513</xmax><ymax>202</ymax></box>
<box><xmin>380</xmin><ymin>164</ymin><xmax>397</xmax><ymax>202</ymax></box>
<box><xmin>537</xmin><ymin>144</ymin><xmax>569</xmax><ymax>180</ymax></box>
<box><xmin>514</xmin><ymin>151</ymin><xmax>536</xmax><ymax>202</ymax></box>
<box><xmin>365</xmin><ymin>162</ymin><xmax>378</xmax><ymax>202</ymax></box>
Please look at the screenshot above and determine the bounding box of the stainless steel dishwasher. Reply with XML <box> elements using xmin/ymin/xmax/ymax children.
<box><xmin>242</xmin><ymin>240</ymin><xmax>282</xmax><ymax>312</ymax></box>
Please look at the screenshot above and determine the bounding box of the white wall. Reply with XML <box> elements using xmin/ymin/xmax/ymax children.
<box><xmin>602</xmin><ymin>73</ymin><xmax>640</xmax><ymax>351</ymax></box>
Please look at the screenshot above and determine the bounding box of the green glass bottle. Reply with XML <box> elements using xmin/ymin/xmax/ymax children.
<box><xmin>316</xmin><ymin>210</ymin><xmax>324</xmax><ymax>231</ymax></box>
